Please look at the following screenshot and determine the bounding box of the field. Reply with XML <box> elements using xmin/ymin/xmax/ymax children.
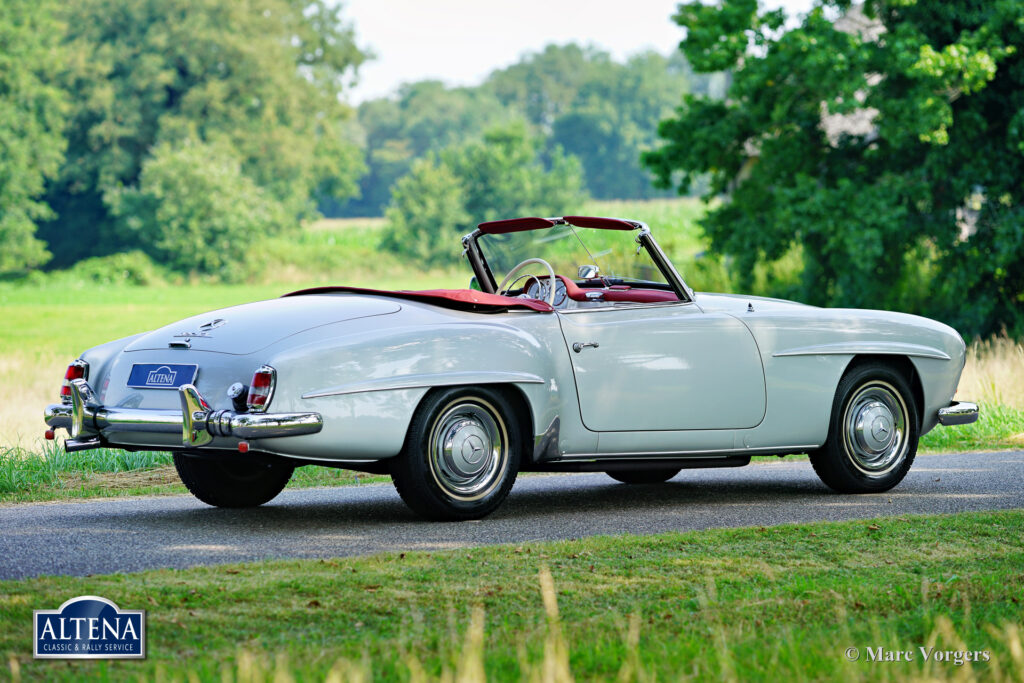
<box><xmin>2</xmin><ymin>510</ymin><xmax>1022</xmax><ymax>681</ymax></box>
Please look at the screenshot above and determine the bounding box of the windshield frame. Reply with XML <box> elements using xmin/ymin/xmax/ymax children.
<box><xmin>461</xmin><ymin>216</ymin><xmax>695</xmax><ymax>304</ymax></box>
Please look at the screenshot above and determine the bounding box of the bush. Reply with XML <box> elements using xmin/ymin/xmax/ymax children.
<box><xmin>381</xmin><ymin>159</ymin><xmax>468</xmax><ymax>266</ymax></box>
<box><xmin>107</xmin><ymin>142</ymin><xmax>291</xmax><ymax>281</ymax></box>
<box><xmin>65</xmin><ymin>251</ymin><xmax>167</xmax><ymax>286</ymax></box>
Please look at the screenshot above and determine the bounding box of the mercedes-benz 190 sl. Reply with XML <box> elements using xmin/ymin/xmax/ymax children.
<box><xmin>44</xmin><ymin>215</ymin><xmax>978</xmax><ymax>520</ymax></box>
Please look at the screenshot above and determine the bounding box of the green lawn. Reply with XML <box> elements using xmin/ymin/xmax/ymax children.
<box><xmin>0</xmin><ymin>442</ymin><xmax>389</xmax><ymax>504</ymax></box>
<box><xmin>2</xmin><ymin>510</ymin><xmax>1021</xmax><ymax>681</ymax></box>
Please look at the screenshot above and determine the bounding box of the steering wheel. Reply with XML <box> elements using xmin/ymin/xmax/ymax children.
<box><xmin>497</xmin><ymin>258</ymin><xmax>557</xmax><ymax>307</ymax></box>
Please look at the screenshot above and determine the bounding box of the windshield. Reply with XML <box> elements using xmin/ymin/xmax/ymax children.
<box><xmin>477</xmin><ymin>224</ymin><xmax>671</xmax><ymax>289</ymax></box>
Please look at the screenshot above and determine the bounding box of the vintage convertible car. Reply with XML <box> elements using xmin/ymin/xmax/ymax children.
<box><xmin>44</xmin><ymin>215</ymin><xmax>978</xmax><ymax>520</ymax></box>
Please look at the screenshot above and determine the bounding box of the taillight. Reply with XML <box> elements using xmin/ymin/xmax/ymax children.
<box><xmin>246</xmin><ymin>365</ymin><xmax>276</xmax><ymax>412</ymax></box>
<box><xmin>60</xmin><ymin>360</ymin><xmax>89</xmax><ymax>404</ymax></box>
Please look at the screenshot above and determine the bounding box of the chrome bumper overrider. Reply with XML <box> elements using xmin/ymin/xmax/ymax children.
<box><xmin>937</xmin><ymin>401</ymin><xmax>979</xmax><ymax>426</ymax></box>
<box><xmin>44</xmin><ymin>379</ymin><xmax>323</xmax><ymax>448</ymax></box>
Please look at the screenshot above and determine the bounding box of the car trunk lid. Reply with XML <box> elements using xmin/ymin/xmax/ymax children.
<box><xmin>123</xmin><ymin>294</ymin><xmax>401</xmax><ymax>355</ymax></box>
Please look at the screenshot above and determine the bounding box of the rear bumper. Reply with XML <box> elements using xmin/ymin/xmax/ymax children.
<box><xmin>937</xmin><ymin>401</ymin><xmax>979</xmax><ymax>426</ymax></box>
<box><xmin>44</xmin><ymin>379</ymin><xmax>323</xmax><ymax>449</ymax></box>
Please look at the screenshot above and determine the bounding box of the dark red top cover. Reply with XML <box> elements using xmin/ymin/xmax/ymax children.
<box><xmin>477</xmin><ymin>217</ymin><xmax>556</xmax><ymax>234</ymax></box>
<box><xmin>562</xmin><ymin>216</ymin><xmax>637</xmax><ymax>231</ymax></box>
<box><xmin>282</xmin><ymin>286</ymin><xmax>554</xmax><ymax>313</ymax></box>
<box><xmin>476</xmin><ymin>216</ymin><xmax>638</xmax><ymax>234</ymax></box>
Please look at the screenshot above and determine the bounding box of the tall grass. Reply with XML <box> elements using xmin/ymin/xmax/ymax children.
<box><xmin>116</xmin><ymin>567</ymin><xmax>1024</xmax><ymax>682</ymax></box>
<box><xmin>0</xmin><ymin>441</ymin><xmax>171</xmax><ymax>496</ymax></box>
<box><xmin>958</xmin><ymin>336</ymin><xmax>1024</xmax><ymax>410</ymax></box>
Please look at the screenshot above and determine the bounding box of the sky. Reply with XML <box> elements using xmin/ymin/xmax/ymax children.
<box><xmin>343</xmin><ymin>0</ymin><xmax>815</xmax><ymax>103</ymax></box>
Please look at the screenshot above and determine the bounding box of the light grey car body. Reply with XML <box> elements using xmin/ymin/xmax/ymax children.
<box><xmin>51</xmin><ymin>269</ymin><xmax>968</xmax><ymax>469</ymax></box>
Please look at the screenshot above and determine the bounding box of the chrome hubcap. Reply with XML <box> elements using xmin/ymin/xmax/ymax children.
<box><xmin>843</xmin><ymin>381</ymin><xmax>907</xmax><ymax>476</ymax></box>
<box><xmin>429</xmin><ymin>399</ymin><xmax>507</xmax><ymax>501</ymax></box>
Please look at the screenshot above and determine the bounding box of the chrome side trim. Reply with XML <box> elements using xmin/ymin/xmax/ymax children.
<box><xmin>773</xmin><ymin>342</ymin><xmax>951</xmax><ymax>361</ymax></box>
<box><xmin>557</xmin><ymin>444</ymin><xmax>820</xmax><ymax>460</ymax></box>
<box><xmin>937</xmin><ymin>401</ymin><xmax>979</xmax><ymax>426</ymax></box>
<box><xmin>301</xmin><ymin>371</ymin><xmax>545</xmax><ymax>400</ymax></box>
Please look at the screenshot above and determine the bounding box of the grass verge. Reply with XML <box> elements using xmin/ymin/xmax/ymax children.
<box><xmin>1</xmin><ymin>510</ymin><xmax>1022</xmax><ymax>681</ymax></box>
<box><xmin>0</xmin><ymin>442</ymin><xmax>387</xmax><ymax>505</ymax></box>
<box><xmin>920</xmin><ymin>403</ymin><xmax>1024</xmax><ymax>453</ymax></box>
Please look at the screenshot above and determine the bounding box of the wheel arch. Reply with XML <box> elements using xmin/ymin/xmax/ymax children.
<box><xmin>841</xmin><ymin>354</ymin><xmax>925</xmax><ymax>427</ymax></box>
<box><xmin>403</xmin><ymin>382</ymin><xmax>536</xmax><ymax>467</ymax></box>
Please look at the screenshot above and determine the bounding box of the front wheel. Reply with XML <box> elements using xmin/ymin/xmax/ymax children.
<box><xmin>606</xmin><ymin>468</ymin><xmax>680</xmax><ymax>484</ymax></box>
<box><xmin>172</xmin><ymin>453</ymin><xmax>293</xmax><ymax>507</ymax></box>
<box><xmin>810</xmin><ymin>363</ymin><xmax>919</xmax><ymax>493</ymax></box>
<box><xmin>390</xmin><ymin>386</ymin><xmax>521</xmax><ymax>521</ymax></box>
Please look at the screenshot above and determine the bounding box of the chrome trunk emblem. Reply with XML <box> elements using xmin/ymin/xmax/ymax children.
<box><xmin>173</xmin><ymin>318</ymin><xmax>226</xmax><ymax>338</ymax></box>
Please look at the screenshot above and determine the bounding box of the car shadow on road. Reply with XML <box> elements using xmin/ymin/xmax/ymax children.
<box><xmin>110</xmin><ymin>473</ymin><xmax>837</xmax><ymax>534</ymax></box>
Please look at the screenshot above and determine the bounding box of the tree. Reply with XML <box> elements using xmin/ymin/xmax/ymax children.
<box><xmin>0</xmin><ymin>0</ymin><xmax>66</xmax><ymax>275</ymax></box>
<box><xmin>550</xmin><ymin>51</ymin><xmax>692</xmax><ymax>199</ymax></box>
<box><xmin>336</xmin><ymin>82</ymin><xmax>512</xmax><ymax>217</ymax></box>
<box><xmin>381</xmin><ymin>159</ymin><xmax>468</xmax><ymax>266</ymax></box>
<box><xmin>644</xmin><ymin>0</ymin><xmax>1024</xmax><ymax>336</ymax></box>
<box><xmin>382</xmin><ymin>123</ymin><xmax>586</xmax><ymax>266</ymax></box>
<box><xmin>40</xmin><ymin>0</ymin><xmax>367</xmax><ymax>267</ymax></box>
<box><xmin>106</xmin><ymin>142</ymin><xmax>288</xmax><ymax>280</ymax></box>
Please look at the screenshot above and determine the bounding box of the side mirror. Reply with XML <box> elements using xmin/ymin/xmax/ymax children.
<box><xmin>578</xmin><ymin>265</ymin><xmax>599</xmax><ymax>279</ymax></box>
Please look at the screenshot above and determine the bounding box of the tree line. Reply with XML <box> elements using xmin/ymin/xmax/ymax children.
<box><xmin>0</xmin><ymin>0</ymin><xmax>719</xmax><ymax>281</ymax></box>
<box><xmin>2</xmin><ymin>0</ymin><xmax>1020</xmax><ymax>337</ymax></box>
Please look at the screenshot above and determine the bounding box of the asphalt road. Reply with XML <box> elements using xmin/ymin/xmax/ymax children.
<box><xmin>2</xmin><ymin>451</ymin><xmax>1022</xmax><ymax>580</ymax></box>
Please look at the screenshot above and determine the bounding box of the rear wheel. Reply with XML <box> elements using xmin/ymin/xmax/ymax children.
<box><xmin>172</xmin><ymin>453</ymin><xmax>293</xmax><ymax>507</ymax></box>
<box><xmin>606</xmin><ymin>468</ymin><xmax>680</xmax><ymax>484</ymax></box>
<box><xmin>810</xmin><ymin>362</ymin><xmax>919</xmax><ymax>493</ymax></box>
<box><xmin>390</xmin><ymin>386</ymin><xmax>521</xmax><ymax>521</ymax></box>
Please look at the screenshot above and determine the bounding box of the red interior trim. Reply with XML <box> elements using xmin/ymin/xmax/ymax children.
<box><xmin>477</xmin><ymin>217</ymin><xmax>556</xmax><ymax>234</ymax></box>
<box><xmin>563</xmin><ymin>216</ymin><xmax>637</xmax><ymax>231</ymax></box>
<box><xmin>282</xmin><ymin>286</ymin><xmax>554</xmax><ymax>313</ymax></box>
<box><xmin>558</xmin><ymin>276</ymin><xmax>678</xmax><ymax>304</ymax></box>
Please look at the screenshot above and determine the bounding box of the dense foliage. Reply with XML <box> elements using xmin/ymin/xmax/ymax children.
<box><xmin>383</xmin><ymin>124</ymin><xmax>585</xmax><ymax>266</ymax></box>
<box><xmin>339</xmin><ymin>45</ymin><xmax>725</xmax><ymax>217</ymax></box>
<box><xmin>0</xmin><ymin>0</ymin><xmax>66</xmax><ymax>276</ymax></box>
<box><xmin>26</xmin><ymin>0</ymin><xmax>367</xmax><ymax>274</ymax></box>
<box><xmin>644</xmin><ymin>0</ymin><xmax>1024</xmax><ymax>336</ymax></box>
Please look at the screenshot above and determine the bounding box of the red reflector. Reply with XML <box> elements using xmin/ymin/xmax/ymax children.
<box><xmin>238</xmin><ymin>441</ymin><xmax>250</xmax><ymax>453</ymax></box>
<box><xmin>251</xmin><ymin>373</ymin><xmax>272</xmax><ymax>389</ymax></box>
<box><xmin>44</xmin><ymin>429</ymin><xmax>55</xmax><ymax>440</ymax></box>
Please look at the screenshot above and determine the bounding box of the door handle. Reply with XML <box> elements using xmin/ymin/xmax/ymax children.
<box><xmin>572</xmin><ymin>342</ymin><xmax>600</xmax><ymax>353</ymax></box>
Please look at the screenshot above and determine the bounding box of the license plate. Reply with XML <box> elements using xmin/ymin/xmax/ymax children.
<box><xmin>127</xmin><ymin>363</ymin><xmax>198</xmax><ymax>389</ymax></box>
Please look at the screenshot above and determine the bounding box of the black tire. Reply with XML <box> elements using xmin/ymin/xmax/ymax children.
<box><xmin>389</xmin><ymin>386</ymin><xmax>522</xmax><ymax>521</ymax></box>
<box><xmin>606</xmin><ymin>468</ymin><xmax>681</xmax><ymax>484</ymax></box>
<box><xmin>172</xmin><ymin>453</ymin><xmax>293</xmax><ymax>508</ymax></box>
<box><xmin>810</xmin><ymin>362</ymin><xmax>919</xmax><ymax>494</ymax></box>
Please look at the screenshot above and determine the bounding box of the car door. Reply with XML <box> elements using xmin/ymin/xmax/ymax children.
<box><xmin>556</xmin><ymin>302</ymin><xmax>766</xmax><ymax>432</ymax></box>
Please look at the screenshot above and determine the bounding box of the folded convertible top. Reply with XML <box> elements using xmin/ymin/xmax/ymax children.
<box><xmin>281</xmin><ymin>286</ymin><xmax>554</xmax><ymax>313</ymax></box>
